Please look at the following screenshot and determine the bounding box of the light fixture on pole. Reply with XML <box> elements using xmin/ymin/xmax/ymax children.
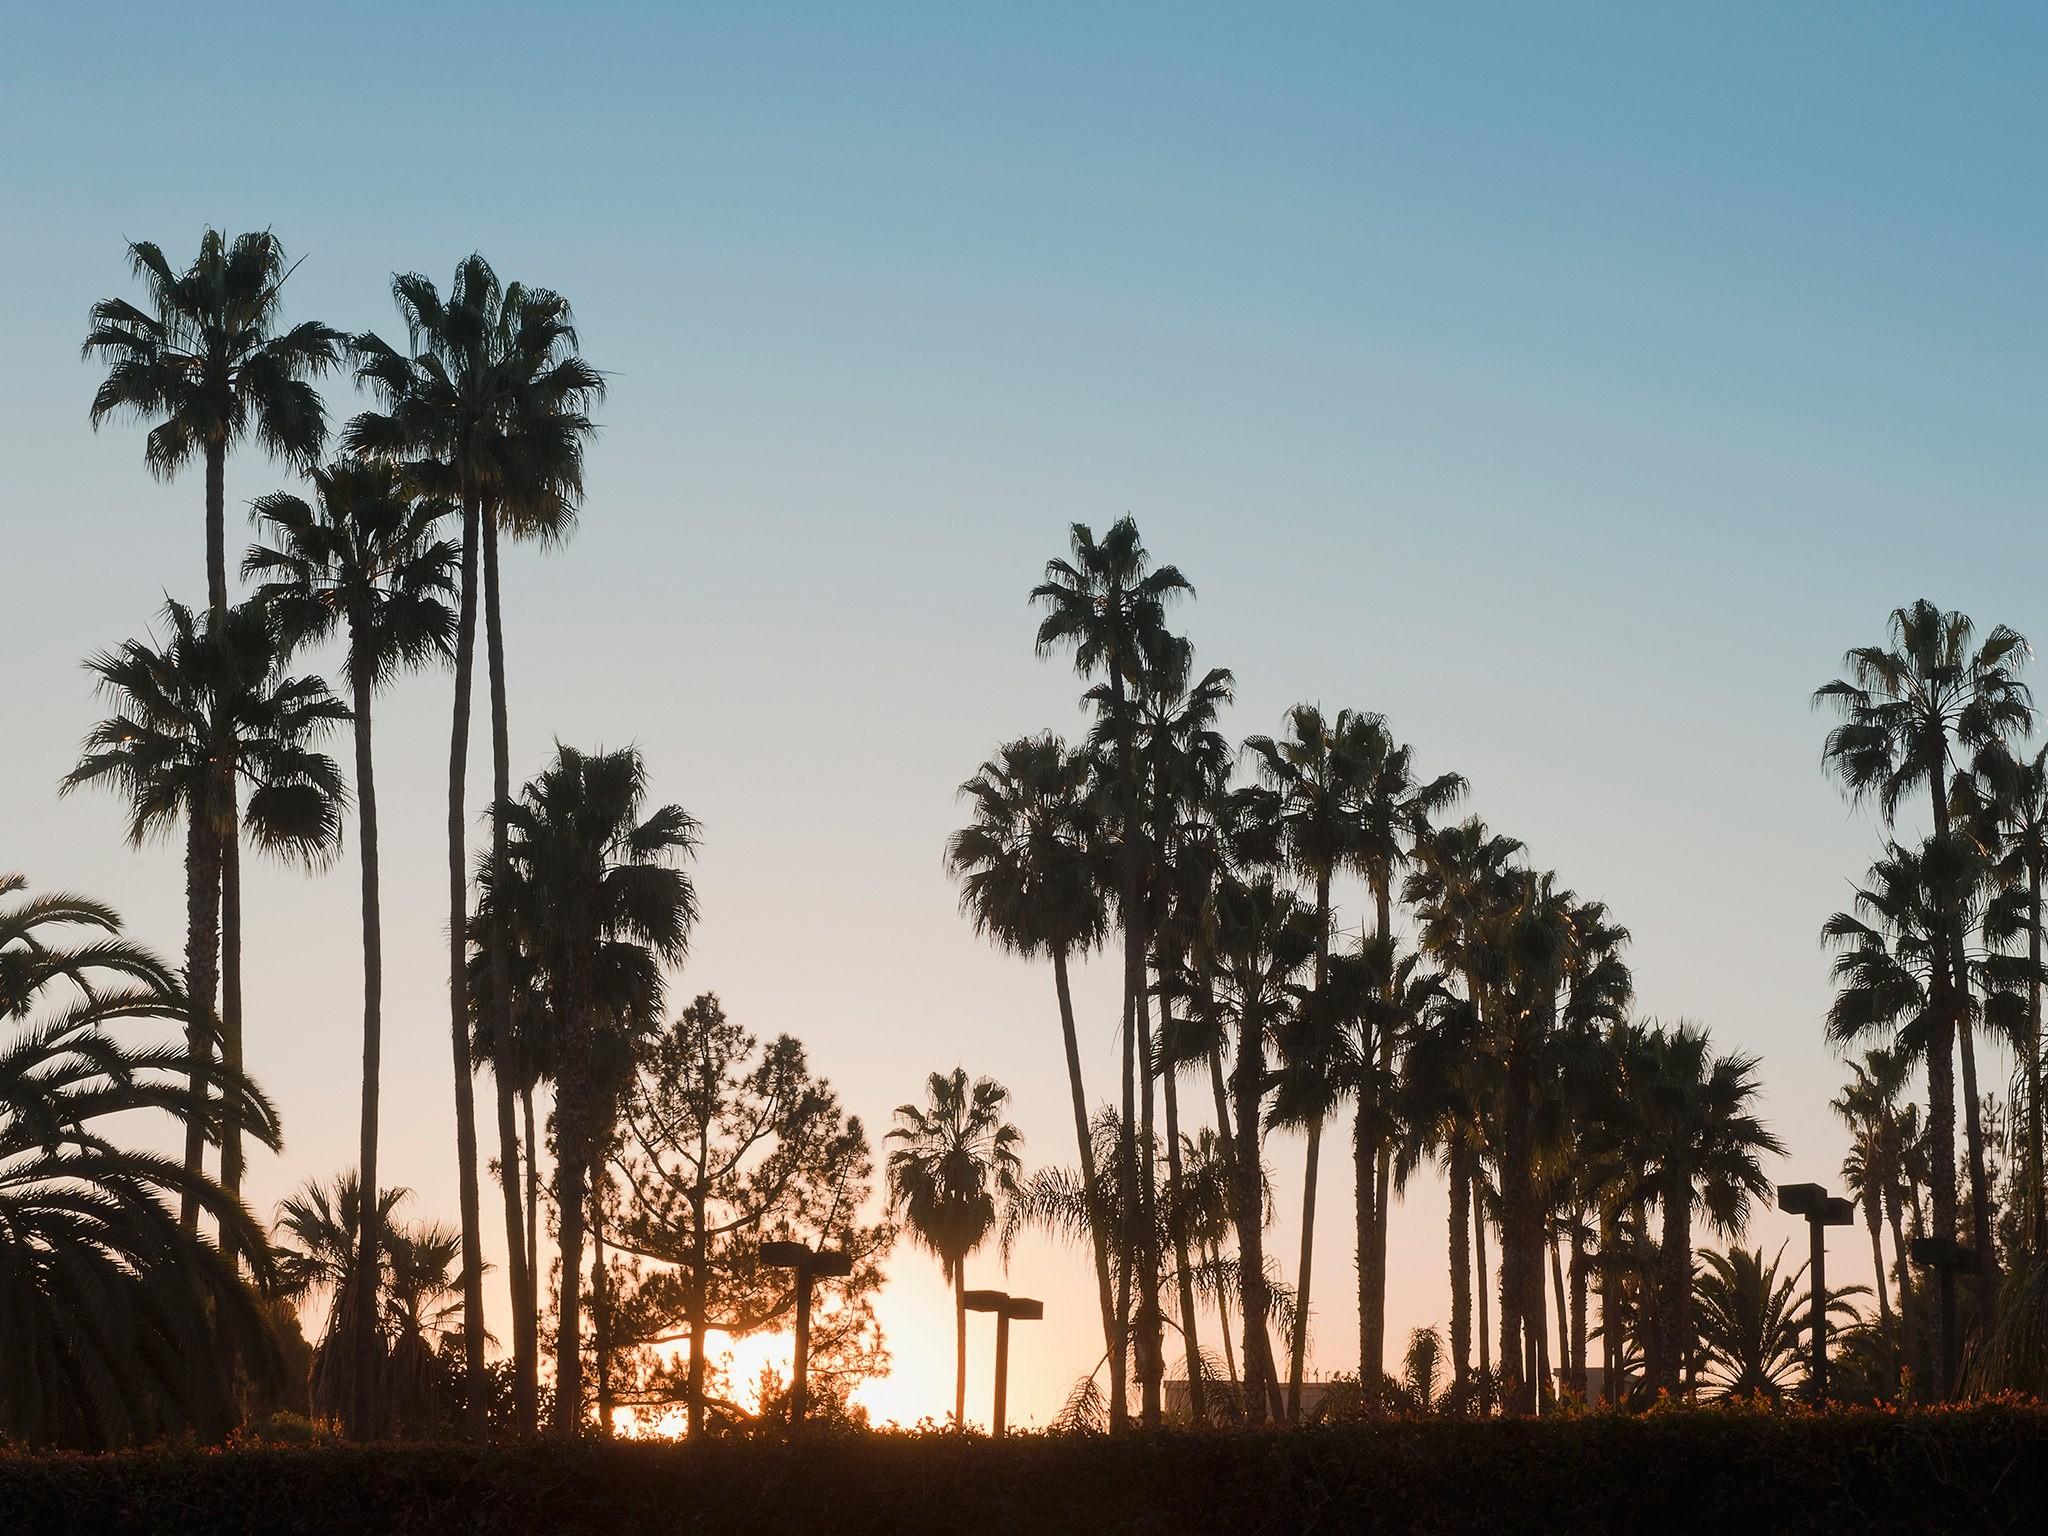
<box><xmin>1777</xmin><ymin>1182</ymin><xmax>1856</xmax><ymax>1401</ymax></box>
<box><xmin>962</xmin><ymin>1288</ymin><xmax>1043</xmax><ymax>1436</ymax></box>
<box><xmin>760</xmin><ymin>1240</ymin><xmax>853</xmax><ymax>1423</ymax></box>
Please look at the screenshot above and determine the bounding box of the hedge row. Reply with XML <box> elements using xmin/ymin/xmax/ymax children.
<box><xmin>3</xmin><ymin>1404</ymin><xmax>2043</xmax><ymax>1535</ymax></box>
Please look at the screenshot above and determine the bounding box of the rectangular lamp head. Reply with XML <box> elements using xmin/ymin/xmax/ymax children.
<box><xmin>1778</xmin><ymin>1183</ymin><xmax>1826</xmax><ymax>1217</ymax></box>
<box><xmin>811</xmin><ymin>1250</ymin><xmax>854</xmax><ymax>1278</ymax></box>
<box><xmin>1004</xmin><ymin>1297</ymin><xmax>1044</xmax><ymax>1321</ymax></box>
<box><xmin>760</xmin><ymin>1240</ymin><xmax>811</xmax><ymax>1268</ymax></box>
<box><xmin>962</xmin><ymin>1289</ymin><xmax>1007</xmax><ymax>1312</ymax></box>
<box><xmin>1821</xmin><ymin>1196</ymin><xmax>1857</xmax><ymax>1227</ymax></box>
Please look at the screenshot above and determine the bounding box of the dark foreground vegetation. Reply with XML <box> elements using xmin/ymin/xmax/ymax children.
<box><xmin>3</xmin><ymin>1405</ymin><xmax>2044</xmax><ymax>1536</ymax></box>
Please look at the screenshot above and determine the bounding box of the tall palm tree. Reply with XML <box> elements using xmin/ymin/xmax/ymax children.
<box><xmin>1198</xmin><ymin>870</ymin><xmax>1316</xmax><ymax>1423</ymax></box>
<box><xmin>490</xmin><ymin>744</ymin><xmax>698</xmax><ymax>1434</ymax></box>
<box><xmin>1832</xmin><ymin>1059</ymin><xmax>1903</xmax><ymax>1371</ymax></box>
<box><xmin>63</xmin><ymin>600</ymin><xmax>346</xmax><ymax>1226</ymax></box>
<box><xmin>947</xmin><ymin>734</ymin><xmax>1116</xmax><ymax>1407</ymax></box>
<box><xmin>246</xmin><ymin>460</ymin><xmax>458</xmax><ymax>1435</ymax></box>
<box><xmin>1817</xmin><ymin>600</ymin><xmax>2032</xmax><ymax>1359</ymax></box>
<box><xmin>348</xmin><ymin>257</ymin><xmax>591</xmax><ymax>1426</ymax></box>
<box><xmin>1</xmin><ymin>874</ymin><xmax>281</xmax><ymax>1448</ymax></box>
<box><xmin>886</xmin><ymin>1068</ymin><xmax>1025</xmax><ymax>1427</ymax></box>
<box><xmin>84</xmin><ymin>230</ymin><xmax>340</xmax><ymax>613</ymax></box>
<box><xmin>1032</xmin><ymin>516</ymin><xmax>1191</xmax><ymax>1426</ymax></box>
<box><xmin>1613</xmin><ymin>1021</ymin><xmax>1782</xmax><ymax>1393</ymax></box>
<box><xmin>1349</xmin><ymin>722</ymin><xmax>1465</xmax><ymax>1381</ymax></box>
<box><xmin>1972</xmin><ymin>739</ymin><xmax>2048</xmax><ymax>1247</ymax></box>
<box><xmin>1241</xmin><ymin>703</ymin><xmax>1373</xmax><ymax>1418</ymax></box>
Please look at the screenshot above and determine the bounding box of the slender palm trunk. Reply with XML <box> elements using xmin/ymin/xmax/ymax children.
<box><xmin>1447</xmin><ymin>1138</ymin><xmax>1471</xmax><ymax>1407</ymax></box>
<box><xmin>553</xmin><ymin>973</ymin><xmax>594</xmax><ymax>1437</ymax></box>
<box><xmin>1549</xmin><ymin>1225</ymin><xmax>1570</xmax><ymax>1388</ymax></box>
<box><xmin>1159</xmin><ymin>1001</ymin><xmax>1205</xmax><ymax>1422</ymax></box>
<box><xmin>1109</xmin><ymin>670</ymin><xmax>1160</xmax><ymax>1426</ymax></box>
<box><xmin>1883</xmin><ymin>1175</ymin><xmax>1911</xmax><ymax>1388</ymax></box>
<box><xmin>1474</xmin><ymin>1174</ymin><xmax>1492</xmax><ymax>1409</ymax></box>
<box><xmin>1287</xmin><ymin>1116</ymin><xmax>1321</xmax><ymax>1421</ymax></box>
<box><xmin>481</xmin><ymin>508</ymin><xmax>537</xmax><ymax>1432</ymax></box>
<box><xmin>1116</xmin><ymin>979</ymin><xmax>1135</xmax><ymax>1419</ymax></box>
<box><xmin>1864</xmin><ymin>1185</ymin><xmax>1895</xmax><ymax>1345</ymax></box>
<box><xmin>1231</xmin><ymin>1006</ymin><xmax>1276</xmax><ymax>1425</ymax></box>
<box><xmin>1355</xmin><ymin>1106</ymin><xmax>1376</xmax><ymax>1395</ymax></box>
<box><xmin>1569</xmin><ymin>1224</ymin><xmax>1589</xmax><ymax>1392</ymax></box>
<box><xmin>954</xmin><ymin>1265</ymin><xmax>968</xmax><ymax>1427</ymax></box>
<box><xmin>219</xmin><ymin>800</ymin><xmax>245</xmax><ymax>1233</ymax></box>
<box><xmin>181</xmin><ymin>814</ymin><xmax>222</xmax><ymax>1233</ymax></box>
<box><xmin>1500</xmin><ymin>1053</ymin><xmax>1531</xmax><ymax>1411</ymax></box>
<box><xmin>1957</xmin><ymin>1016</ymin><xmax>1994</xmax><ymax>1273</ymax></box>
<box><xmin>1053</xmin><ymin>947</ymin><xmax>1122</xmax><ymax>1426</ymax></box>
<box><xmin>1366</xmin><ymin>881</ymin><xmax>1396</xmax><ymax>1376</ymax></box>
<box><xmin>1136</xmin><ymin>961</ymin><xmax>1163</xmax><ymax>1424</ymax></box>
<box><xmin>1658</xmin><ymin>1166</ymin><xmax>1691</xmax><ymax>1395</ymax></box>
<box><xmin>524</xmin><ymin>1084</ymin><xmax>541</xmax><ymax>1288</ymax></box>
<box><xmin>1209</xmin><ymin>1238</ymin><xmax>1240</xmax><ymax>1390</ymax></box>
<box><xmin>592</xmin><ymin>1188</ymin><xmax>613</xmax><ymax>1438</ymax></box>
<box><xmin>348</xmin><ymin>660</ymin><xmax>384</xmax><ymax>1439</ymax></box>
<box><xmin>447</xmin><ymin>491</ymin><xmax>488</xmax><ymax>1433</ymax></box>
<box><xmin>2030</xmin><ymin>859</ymin><xmax>2045</xmax><ymax>1248</ymax></box>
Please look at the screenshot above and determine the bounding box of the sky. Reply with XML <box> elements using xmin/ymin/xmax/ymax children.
<box><xmin>3</xmin><ymin>2</ymin><xmax>2045</xmax><ymax>1428</ymax></box>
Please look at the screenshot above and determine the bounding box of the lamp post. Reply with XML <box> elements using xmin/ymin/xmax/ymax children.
<box><xmin>761</xmin><ymin>1240</ymin><xmax>853</xmax><ymax>1423</ymax></box>
<box><xmin>1778</xmin><ymin>1183</ymin><xmax>1855</xmax><ymax>1401</ymax></box>
<box><xmin>962</xmin><ymin>1289</ymin><xmax>1043</xmax><ymax>1436</ymax></box>
<box><xmin>1908</xmin><ymin>1236</ymin><xmax>1979</xmax><ymax>1399</ymax></box>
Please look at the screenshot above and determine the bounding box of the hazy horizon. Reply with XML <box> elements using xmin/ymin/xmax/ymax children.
<box><xmin>5</xmin><ymin>2</ymin><xmax>2044</xmax><ymax>1427</ymax></box>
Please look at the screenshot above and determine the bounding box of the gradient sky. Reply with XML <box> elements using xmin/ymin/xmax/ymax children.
<box><xmin>4</xmin><ymin>3</ymin><xmax>2045</xmax><ymax>1427</ymax></box>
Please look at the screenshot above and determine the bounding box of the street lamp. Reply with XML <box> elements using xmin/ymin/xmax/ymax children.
<box><xmin>1908</xmin><ymin>1235</ymin><xmax>1980</xmax><ymax>1399</ymax></box>
<box><xmin>962</xmin><ymin>1289</ymin><xmax>1044</xmax><ymax>1436</ymax></box>
<box><xmin>1778</xmin><ymin>1183</ymin><xmax>1855</xmax><ymax>1401</ymax></box>
<box><xmin>760</xmin><ymin>1240</ymin><xmax>853</xmax><ymax>1423</ymax></box>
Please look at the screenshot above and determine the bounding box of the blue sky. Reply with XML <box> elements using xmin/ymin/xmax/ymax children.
<box><xmin>3</xmin><ymin>3</ymin><xmax>2044</xmax><ymax>1423</ymax></box>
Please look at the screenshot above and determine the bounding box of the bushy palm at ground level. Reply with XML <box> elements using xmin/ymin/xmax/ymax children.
<box><xmin>3</xmin><ymin>1407</ymin><xmax>2042</xmax><ymax>1535</ymax></box>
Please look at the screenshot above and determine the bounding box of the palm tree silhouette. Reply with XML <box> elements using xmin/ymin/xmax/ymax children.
<box><xmin>1033</xmin><ymin>517</ymin><xmax>1190</xmax><ymax>1428</ymax></box>
<box><xmin>1</xmin><ymin>873</ymin><xmax>281</xmax><ymax>1448</ymax></box>
<box><xmin>247</xmin><ymin>460</ymin><xmax>457</xmax><ymax>1434</ymax></box>
<box><xmin>948</xmin><ymin>735</ymin><xmax>1116</xmax><ymax>1396</ymax></box>
<box><xmin>491</xmin><ymin>744</ymin><xmax>698</xmax><ymax>1435</ymax></box>
<box><xmin>63</xmin><ymin>601</ymin><xmax>345</xmax><ymax>1227</ymax></box>
<box><xmin>887</xmin><ymin>1068</ymin><xmax>1024</xmax><ymax>1428</ymax></box>
<box><xmin>1692</xmin><ymin>1244</ymin><xmax>1864</xmax><ymax>1399</ymax></box>
<box><xmin>1818</xmin><ymin>600</ymin><xmax>2032</xmax><ymax>1378</ymax></box>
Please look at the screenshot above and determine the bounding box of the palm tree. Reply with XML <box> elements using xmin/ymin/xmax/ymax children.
<box><xmin>1692</xmin><ymin>1244</ymin><xmax>1864</xmax><ymax>1399</ymax></box>
<box><xmin>1</xmin><ymin>874</ymin><xmax>281</xmax><ymax>1448</ymax></box>
<box><xmin>1972</xmin><ymin>739</ymin><xmax>2048</xmax><ymax>1247</ymax></box>
<box><xmin>247</xmin><ymin>459</ymin><xmax>457</xmax><ymax>1435</ymax></box>
<box><xmin>1349</xmin><ymin>722</ymin><xmax>1465</xmax><ymax>1381</ymax></box>
<box><xmin>491</xmin><ymin>744</ymin><xmax>697</xmax><ymax>1433</ymax></box>
<box><xmin>272</xmin><ymin>1171</ymin><xmax>408</xmax><ymax>1428</ymax></box>
<box><xmin>84</xmin><ymin>230</ymin><xmax>340</xmax><ymax>612</ymax></box>
<box><xmin>348</xmin><ymin>257</ymin><xmax>592</xmax><ymax>1427</ymax></box>
<box><xmin>1241</xmin><ymin>703</ymin><xmax>1373</xmax><ymax>1417</ymax></box>
<box><xmin>1032</xmin><ymin>519</ymin><xmax>1191</xmax><ymax>1427</ymax></box>
<box><xmin>1614</xmin><ymin>1021</ymin><xmax>1782</xmax><ymax>1393</ymax></box>
<box><xmin>1832</xmin><ymin>1058</ymin><xmax>1904</xmax><ymax>1373</ymax></box>
<box><xmin>63</xmin><ymin>600</ymin><xmax>346</xmax><ymax>1226</ymax></box>
<box><xmin>947</xmin><ymin>734</ymin><xmax>1116</xmax><ymax>1405</ymax></box>
<box><xmin>1198</xmin><ymin>870</ymin><xmax>1316</xmax><ymax>1423</ymax></box>
<box><xmin>886</xmin><ymin>1068</ymin><xmax>1025</xmax><ymax>1427</ymax></box>
<box><xmin>1817</xmin><ymin>601</ymin><xmax>2032</xmax><ymax>1355</ymax></box>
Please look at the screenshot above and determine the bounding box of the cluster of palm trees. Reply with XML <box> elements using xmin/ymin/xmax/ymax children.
<box><xmin>949</xmin><ymin>518</ymin><xmax>1785</xmax><ymax>1426</ymax></box>
<box><xmin>1817</xmin><ymin>601</ymin><xmax>2048</xmax><ymax>1398</ymax></box>
<box><xmin>50</xmin><ymin>227</ymin><xmax>693</xmax><ymax>1441</ymax></box>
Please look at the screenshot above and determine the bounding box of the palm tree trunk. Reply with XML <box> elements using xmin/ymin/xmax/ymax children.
<box><xmin>481</xmin><ymin>507</ymin><xmax>537</xmax><ymax>1432</ymax></box>
<box><xmin>348</xmin><ymin>661</ymin><xmax>384</xmax><ymax>1440</ymax></box>
<box><xmin>1116</xmin><ymin>981</ymin><xmax>1135</xmax><ymax>1422</ymax></box>
<box><xmin>204</xmin><ymin>438</ymin><xmax>228</xmax><ymax>611</ymax></box>
<box><xmin>181</xmin><ymin>813</ymin><xmax>222</xmax><ymax>1233</ymax></box>
<box><xmin>1356</xmin><ymin>1105</ymin><xmax>1377</xmax><ymax>1395</ymax></box>
<box><xmin>1658</xmin><ymin>1166</ymin><xmax>1691</xmax><ymax>1395</ymax></box>
<box><xmin>219</xmin><ymin>797</ymin><xmax>245</xmax><ymax>1237</ymax></box>
<box><xmin>1231</xmin><ymin>1008</ymin><xmax>1276</xmax><ymax>1426</ymax></box>
<box><xmin>1109</xmin><ymin>669</ymin><xmax>1153</xmax><ymax>1427</ymax></box>
<box><xmin>1884</xmin><ymin>1175</ymin><xmax>1911</xmax><ymax>1389</ymax></box>
<box><xmin>492</xmin><ymin>1067</ymin><xmax>532</xmax><ymax>1427</ymax></box>
<box><xmin>447</xmin><ymin>490</ymin><xmax>488</xmax><ymax>1433</ymax></box>
<box><xmin>1053</xmin><ymin>947</ymin><xmax>1123</xmax><ymax>1427</ymax></box>
<box><xmin>1569</xmin><ymin>1222</ymin><xmax>1588</xmax><ymax>1395</ymax></box>
<box><xmin>1864</xmin><ymin>1186</ymin><xmax>1895</xmax><ymax>1345</ymax></box>
<box><xmin>1474</xmin><ymin>1174</ymin><xmax>1492</xmax><ymax>1409</ymax></box>
<box><xmin>1208</xmin><ymin>1238</ymin><xmax>1240</xmax><ymax>1392</ymax></box>
<box><xmin>1367</xmin><ymin>880</ymin><xmax>1396</xmax><ymax>1378</ymax></box>
<box><xmin>1549</xmin><ymin>1224</ymin><xmax>1570</xmax><ymax>1392</ymax></box>
<box><xmin>1136</xmin><ymin>964</ymin><xmax>1163</xmax><ymax>1425</ymax></box>
<box><xmin>1447</xmin><ymin>1138</ymin><xmax>1471</xmax><ymax>1407</ymax></box>
<box><xmin>592</xmin><ymin>1187</ymin><xmax>613</xmax><ymax>1438</ymax></box>
<box><xmin>1957</xmin><ymin>1015</ymin><xmax>1994</xmax><ymax>1275</ymax></box>
<box><xmin>1159</xmin><ymin>1008</ymin><xmax>1205</xmax><ymax>1423</ymax></box>
<box><xmin>2030</xmin><ymin>858</ymin><xmax>2045</xmax><ymax>1249</ymax></box>
<box><xmin>954</xmin><ymin>1265</ymin><xmax>968</xmax><ymax>1427</ymax></box>
<box><xmin>1286</xmin><ymin>1116</ymin><xmax>1321</xmax><ymax>1421</ymax></box>
<box><xmin>524</xmin><ymin>1084</ymin><xmax>541</xmax><ymax>1288</ymax></box>
<box><xmin>553</xmin><ymin>980</ymin><xmax>593</xmax><ymax>1437</ymax></box>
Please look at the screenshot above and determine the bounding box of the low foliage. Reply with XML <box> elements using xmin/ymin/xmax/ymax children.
<box><xmin>0</xmin><ymin>1403</ymin><xmax>2043</xmax><ymax>1535</ymax></box>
